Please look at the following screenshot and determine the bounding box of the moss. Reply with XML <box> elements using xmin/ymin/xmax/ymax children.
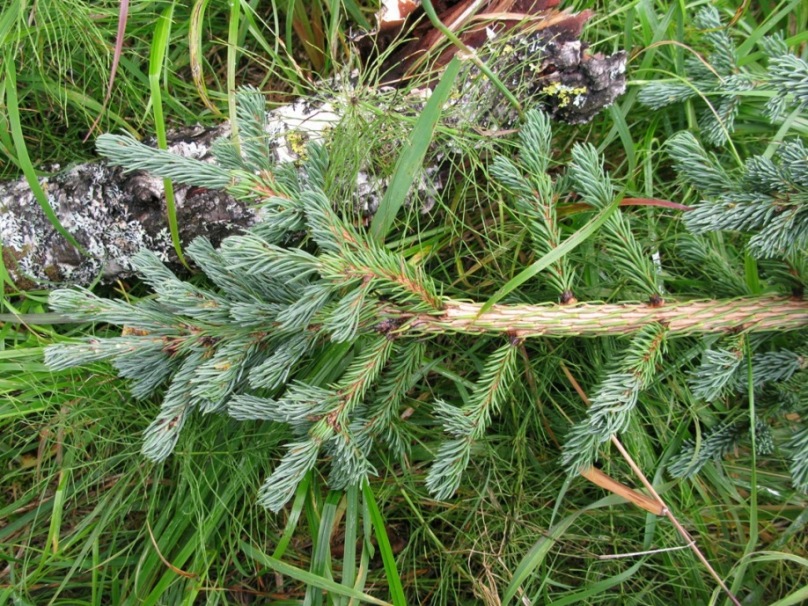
<box><xmin>1</xmin><ymin>245</ymin><xmax>37</xmax><ymax>291</ymax></box>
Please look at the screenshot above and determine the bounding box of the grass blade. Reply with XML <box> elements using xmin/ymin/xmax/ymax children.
<box><xmin>341</xmin><ymin>484</ymin><xmax>360</xmax><ymax>604</ymax></box>
<box><xmin>503</xmin><ymin>507</ymin><xmax>584</xmax><ymax>604</ymax></box>
<box><xmin>273</xmin><ymin>471</ymin><xmax>312</xmax><ymax>559</ymax></box>
<box><xmin>227</xmin><ymin>0</ymin><xmax>241</xmax><ymax>155</ymax></box>
<box><xmin>361</xmin><ymin>481</ymin><xmax>406</xmax><ymax>606</ymax></box>
<box><xmin>480</xmin><ymin>196</ymin><xmax>622</xmax><ymax>313</ymax></box>
<box><xmin>547</xmin><ymin>560</ymin><xmax>644</xmax><ymax>605</ymax></box>
<box><xmin>369</xmin><ymin>57</ymin><xmax>462</xmax><ymax>243</ymax></box>
<box><xmin>84</xmin><ymin>0</ymin><xmax>130</xmax><ymax>141</ymax></box>
<box><xmin>308</xmin><ymin>489</ymin><xmax>343</xmax><ymax>605</ymax></box>
<box><xmin>189</xmin><ymin>0</ymin><xmax>222</xmax><ymax>117</ymax></box>
<box><xmin>148</xmin><ymin>4</ymin><xmax>187</xmax><ymax>268</ymax></box>
<box><xmin>503</xmin><ymin>495</ymin><xmax>632</xmax><ymax>604</ymax></box>
<box><xmin>240</xmin><ymin>540</ymin><xmax>393</xmax><ymax>606</ymax></box>
<box><xmin>4</xmin><ymin>55</ymin><xmax>88</xmax><ymax>256</ymax></box>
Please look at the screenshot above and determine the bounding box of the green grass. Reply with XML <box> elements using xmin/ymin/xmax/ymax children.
<box><xmin>2</xmin><ymin>0</ymin><xmax>808</xmax><ymax>604</ymax></box>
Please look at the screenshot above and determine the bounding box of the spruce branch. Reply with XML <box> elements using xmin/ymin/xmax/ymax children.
<box><xmin>185</xmin><ymin>237</ymin><xmax>278</xmax><ymax>303</ymax></box>
<box><xmin>491</xmin><ymin>110</ymin><xmax>575</xmax><ymax>298</ymax></box>
<box><xmin>785</xmin><ymin>425</ymin><xmax>808</xmax><ymax>492</ymax></box>
<box><xmin>271</xmin><ymin>383</ymin><xmax>340</xmax><ymax>425</ymax></box>
<box><xmin>569</xmin><ymin>144</ymin><xmax>660</xmax><ymax>295</ymax></box>
<box><xmin>392</xmin><ymin>297</ymin><xmax>808</xmax><ymax>338</ymax></box>
<box><xmin>141</xmin><ymin>351</ymin><xmax>206</xmax><ymax>462</ymax></box>
<box><xmin>45</xmin><ymin>336</ymin><xmax>166</xmax><ymax>372</ymax></box>
<box><xmin>248</xmin><ymin>333</ymin><xmax>314</xmax><ymax>390</ymax></box>
<box><xmin>256</xmin><ymin>337</ymin><xmax>395</xmax><ymax>508</ymax></box>
<box><xmin>750</xmin><ymin>350</ymin><xmax>806</xmax><ymax>388</ymax></box>
<box><xmin>44</xmin><ymin>87</ymin><xmax>808</xmax><ymax>509</ymax></box>
<box><xmin>561</xmin><ymin>323</ymin><xmax>668</xmax><ymax>473</ymax></box>
<box><xmin>355</xmin><ymin>340</ymin><xmax>426</xmax><ymax>457</ymax></box>
<box><xmin>639</xmin><ymin>7</ymin><xmax>806</xmax><ymax>145</ymax></box>
<box><xmin>258</xmin><ymin>439</ymin><xmax>321</xmax><ymax>512</ymax></box>
<box><xmin>426</xmin><ymin>340</ymin><xmax>520</xmax><ymax>499</ymax></box>
<box><xmin>131</xmin><ymin>249</ymin><xmax>232</xmax><ymax>323</ymax></box>
<box><xmin>190</xmin><ymin>338</ymin><xmax>260</xmax><ymax>413</ymax></box>
<box><xmin>766</xmin><ymin>47</ymin><xmax>808</xmax><ymax>121</ymax></box>
<box><xmin>676</xmin><ymin>234</ymin><xmax>748</xmax><ymax>297</ymax></box>
<box><xmin>97</xmin><ymin>134</ymin><xmax>232</xmax><ymax>190</ymax></box>
<box><xmin>226</xmin><ymin>393</ymin><xmax>282</xmax><ymax>421</ymax></box>
<box><xmin>333</xmin><ymin>336</ymin><xmax>396</xmax><ymax>423</ymax></box>
<box><xmin>47</xmin><ymin>288</ymin><xmax>178</xmax><ymax>333</ymax></box>
<box><xmin>668</xmin><ymin>132</ymin><xmax>808</xmax><ymax>259</ymax></box>
<box><xmin>668</xmin><ymin>420</ymin><xmax>746</xmax><ymax>479</ymax></box>
<box><xmin>234</xmin><ymin>86</ymin><xmax>273</xmax><ymax>173</ymax></box>
<box><xmin>688</xmin><ymin>337</ymin><xmax>746</xmax><ymax>402</ymax></box>
<box><xmin>665</xmin><ymin>131</ymin><xmax>735</xmax><ymax>197</ymax></box>
<box><xmin>323</xmin><ymin>281</ymin><xmax>377</xmax><ymax>343</ymax></box>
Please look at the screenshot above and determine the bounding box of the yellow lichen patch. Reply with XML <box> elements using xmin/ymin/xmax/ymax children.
<box><xmin>541</xmin><ymin>82</ymin><xmax>588</xmax><ymax>108</ymax></box>
<box><xmin>286</xmin><ymin>131</ymin><xmax>308</xmax><ymax>159</ymax></box>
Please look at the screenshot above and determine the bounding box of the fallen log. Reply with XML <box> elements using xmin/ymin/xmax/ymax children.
<box><xmin>1</xmin><ymin>0</ymin><xmax>626</xmax><ymax>288</ymax></box>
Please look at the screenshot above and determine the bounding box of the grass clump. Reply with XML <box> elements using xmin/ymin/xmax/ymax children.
<box><xmin>2</xmin><ymin>1</ymin><xmax>808</xmax><ymax>604</ymax></box>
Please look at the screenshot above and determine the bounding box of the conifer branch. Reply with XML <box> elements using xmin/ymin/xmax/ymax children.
<box><xmin>561</xmin><ymin>323</ymin><xmax>668</xmax><ymax>473</ymax></box>
<box><xmin>97</xmin><ymin>134</ymin><xmax>232</xmax><ymax>190</ymax></box>
<box><xmin>43</xmin><ymin>85</ymin><xmax>808</xmax><ymax>509</ymax></box>
<box><xmin>426</xmin><ymin>341</ymin><xmax>520</xmax><ymax>499</ymax></box>
<box><xmin>491</xmin><ymin>110</ymin><xmax>575</xmax><ymax>298</ymax></box>
<box><xmin>355</xmin><ymin>341</ymin><xmax>426</xmax><ymax>457</ymax></box>
<box><xmin>639</xmin><ymin>6</ymin><xmax>807</xmax><ymax>145</ymax></box>
<box><xmin>785</xmin><ymin>426</ymin><xmax>808</xmax><ymax>492</ymax></box>
<box><xmin>688</xmin><ymin>337</ymin><xmax>746</xmax><ymax>402</ymax></box>
<box><xmin>569</xmin><ymin>143</ymin><xmax>660</xmax><ymax>295</ymax></box>
<box><xmin>393</xmin><ymin>296</ymin><xmax>808</xmax><ymax>338</ymax></box>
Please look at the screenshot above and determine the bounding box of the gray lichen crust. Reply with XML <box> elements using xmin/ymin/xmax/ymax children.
<box><xmin>1</xmin><ymin>125</ymin><xmax>260</xmax><ymax>288</ymax></box>
<box><xmin>458</xmin><ymin>26</ymin><xmax>627</xmax><ymax>126</ymax></box>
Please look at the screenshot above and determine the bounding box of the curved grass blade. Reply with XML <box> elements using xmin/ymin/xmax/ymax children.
<box><xmin>341</xmin><ymin>484</ymin><xmax>360</xmax><ymax>602</ymax></box>
<box><xmin>240</xmin><ymin>540</ymin><xmax>393</xmax><ymax>606</ymax></box>
<box><xmin>190</xmin><ymin>0</ymin><xmax>222</xmax><ymax>116</ymax></box>
<box><xmin>503</xmin><ymin>495</ymin><xmax>632</xmax><ymax>605</ymax></box>
<box><xmin>4</xmin><ymin>55</ymin><xmax>88</xmax><ymax>256</ymax></box>
<box><xmin>308</xmin><ymin>489</ymin><xmax>343</xmax><ymax>605</ymax></box>
<box><xmin>84</xmin><ymin>0</ymin><xmax>130</xmax><ymax>141</ymax></box>
<box><xmin>361</xmin><ymin>481</ymin><xmax>406</xmax><ymax>606</ymax></box>
<box><xmin>547</xmin><ymin>560</ymin><xmax>644</xmax><ymax>605</ymax></box>
<box><xmin>272</xmin><ymin>471</ymin><xmax>312</xmax><ymax>560</ymax></box>
<box><xmin>369</xmin><ymin>57</ymin><xmax>462</xmax><ymax>243</ymax></box>
<box><xmin>418</xmin><ymin>0</ymin><xmax>521</xmax><ymax>114</ymax></box>
<box><xmin>480</xmin><ymin>196</ymin><xmax>622</xmax><ymax>313</ymax></box>
<box><xmin>148</xmin><ymin>4</ymin><xmax>188</xmax><ymax>268</ymax></box>
<box><xmin>503</xmin><ymin>507</ymin><xmax>584</xmax><ymax>605</ymax></box>
<box><xmin>227</xmin><ymin>0</ymin><xmax>241</xmax><ymax>155</ymax></box>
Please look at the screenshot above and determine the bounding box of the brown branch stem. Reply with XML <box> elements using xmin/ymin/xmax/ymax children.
<box><xmin>388</xmin><ymin>296</ymin><xmax>808</xmax><ymax>337</ymax></box>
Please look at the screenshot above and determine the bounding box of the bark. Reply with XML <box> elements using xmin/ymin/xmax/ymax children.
<box><xmin>384</xmin><ymin>296</ymin><xmax>808</xmax><ymax>338</ymax></box>
<box><xmin>1</xmin><ymin>124</ymin><xmax>258</xmax><ymax>289</ymax></box>
<box><xmin>1</xmin><ymin>1</ymin><xmax>627</xmax><ymax>289</ymax></box>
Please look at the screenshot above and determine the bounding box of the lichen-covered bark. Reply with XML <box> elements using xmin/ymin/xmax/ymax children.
<box><xmin>1</xmin><ymin>125</ymin><xmax>258</xmax><ymax>289</ymax></box>
<box><xmin>1</xmin><ymin>2</ymin><xmax>626</xmax><ymax>289</ymax></box>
